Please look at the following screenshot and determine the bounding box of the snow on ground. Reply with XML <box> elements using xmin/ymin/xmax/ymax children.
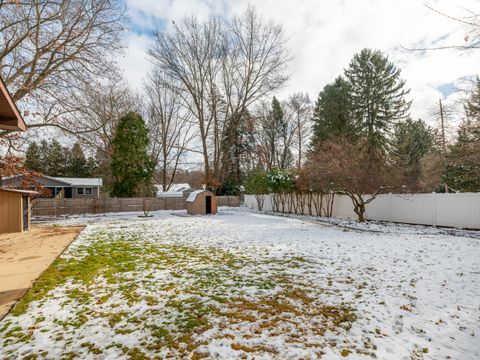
<box><xmin>1</xmin><ymin>208</ymin><xmax>479</xmax><ymax>359</ymax></box>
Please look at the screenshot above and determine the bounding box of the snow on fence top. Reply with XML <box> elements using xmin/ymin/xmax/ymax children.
<box><xmin>156</xmin><ymin>191</ymin><xmax>183</xmax><ymax>198</ymax></box>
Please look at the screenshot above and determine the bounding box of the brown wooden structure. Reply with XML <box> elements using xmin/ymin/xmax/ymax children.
<box><xmin>0</xmin><ymin>78</ymin><xmax>30</xmax><ymax>234</ymax></box>
<box><xmin>0</xmin><ymin>77</ymin><xmax>26</xmax><ymax>131</ymax></box>
<box><xmin>0</xmin><ymin>77</ymin><xmax>30</xmax><ymax>233</ymax></box>
<box><xmin>0</xmin><ymin>188</ymin><xmax>36</xmax><ymax>234</ymax></box>
<box><xmin>186</xmin><ymin>190</ymin><xmax>217</xmax><ymax>215</ymax></box>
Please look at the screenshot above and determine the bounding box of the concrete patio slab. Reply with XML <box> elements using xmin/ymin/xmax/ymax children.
<box><xmin>0</xmin><ymin>226</ymin><xmax>82</xmax><ymax>319</ymax></box>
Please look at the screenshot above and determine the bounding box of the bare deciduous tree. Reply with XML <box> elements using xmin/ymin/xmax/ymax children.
<box><xmin>303</xmin><ymin>138</ymin><xmax>403</xmax><ymax>222</ymax></box>
<box><xmin>286</xmin><ymin>92</ymin><xmax>312</xmax><ymax>169</ymax></box>
<box><xmin>148</xmin><ymin>6</ymin><xmax>289</xmax><ymax>183</ymax></box>
<box><xmin>254</xmin><ymin>97</ymin><xmax>300</xmax><ymax>171</ymax></box>
<box><xmin>218</xmin><ymin>8</ymin><xmax>289</xmax><ymax>182</ymax></box>
<box><xmin>423</xmin><ymin>4</ymin><xmax>480</xmax><ymax>51</ymax></box>
<box><xmin>69</xmin><ymin>76</ymin><xmax>139</xmax><ymax>188</ymax></box>
<box><xmin>145</xmin><ymin>70</ymin><xmax>195</xmax><ymax>192</ymax></box>
<box><xmin>149</xmin><ymin>16</ymin><xmax>223</xmax><ymax>181</ymax></box>
<box><xmin>276</xmin><ymin>103</ymin><xmax>297</xmax><ymax>170</ymax></box>
<box><xmin>68</xmin><ymin>76</ymin><xmax>139</xmax><ymax>154</ymax></box>
<box><xmin>404</xmin><ymin>4</ymin><xmax>480</xmax><ymax>52</ymax></box>
<box><xmin>253</xmin><ymin>100</ymin><xmax>276</xmax><ymax>170</ymax></box>
<box><xmin>0</xmin><ymin>0</ymin><xmax>126</xmax><ymax>138</ymax></box>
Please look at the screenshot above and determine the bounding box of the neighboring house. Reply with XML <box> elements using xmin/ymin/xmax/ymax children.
<box><xmin>155</xmin><ymin>183</ymin><xmax>192</xmax><ymax>198</ymax></box>
<box><xmin>2</xmin><ymin>175</ymin><xmax>103</xmax><ymax>199</ymax></box>
<box><xmin>169</xmin><ymin>183</ymin><xmax>191</xmax><ymax>192</ymax></box>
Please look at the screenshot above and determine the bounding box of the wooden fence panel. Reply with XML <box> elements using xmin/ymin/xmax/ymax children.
<box><xmin>32</xmin><ymin>196</ymin><xmax>239</xmax><ymax>217</ymax></box>
<box><xmin>217</xmin><ymin>196</ymin><xmax>240</xmax><ymax>207</ymax></box>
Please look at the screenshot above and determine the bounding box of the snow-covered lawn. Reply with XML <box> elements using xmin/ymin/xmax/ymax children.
<box><xmin>1</xmin><ymin>208</ymin><xmax>479</xmax><ymax>359</ymax></box>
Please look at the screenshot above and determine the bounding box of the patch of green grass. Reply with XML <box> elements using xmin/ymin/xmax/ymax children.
<box><xmin>3</xmin><ymin>223</ymin><xmax>360</xmax><ymax>358</ymax></box>
<box><xmin>148</xmin><ymin>324</ymin><xmax>173</xmax><ymax>342</ymax></box>
<box><xmin>11</xmin><ymin>233</ymin><xmax>143</xmax><ymax>315</ymax></box>
<box><xmin>34</xmin><ymin>316</ymin><xmax>45</xmax><ymax>324</ymax></box>
<box><xmin>3</xmin><ymin>326</ymin><xmax>24</xmax><ymax>339</ymax></box>
<box><xmin>122</xmin><ymin>346</ymin><xmax>148</xmax><ymax>360</ymax></box>
<box><xmin>167</xmin><ymin>296</ymin><xmax>216</xmax><ymax>333</ymax></box>
<box><xmin>0</xmin><ymin>321</ymin><xmax>12</xmax><ymax>333</ymax></box>
<box><xmin>61</xmin><ymin>352</ymin><xmax>79</xmax><ymax>360</ymax></box>
<box><xmin>106</xmin><ymin>310</ymin><xmax>129</xmax><ymax>327</ymax></box>
<box><xmin>81</xmin><ymin>341</ymin><xmax>103</xmax><ymax>355</ymax></box>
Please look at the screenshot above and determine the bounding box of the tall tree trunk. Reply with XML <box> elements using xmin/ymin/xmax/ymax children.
<box><xmin>297</xmin><ymin>113</ymin><xmax>302</xmax><ymax>169</ymax></box>
<box><xmin>353</xmin><ymin>202</ymin><xmax>365</xmax><ymax>222</ymax></box>
<box><xmin>351</xmin><ymin>194</ymin><xmax>366</xmax><ymax>222</ymax></box>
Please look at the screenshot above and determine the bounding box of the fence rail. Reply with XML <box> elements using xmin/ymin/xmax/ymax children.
<box><xmin>32</xmin><ymin>196</ymin><xmax>240</xmax><ymax>217</ymax></box>
<box><xmin>244</xmin><ymin>193</ymin><xmax>480</xmax><ymax>230</ymax></box>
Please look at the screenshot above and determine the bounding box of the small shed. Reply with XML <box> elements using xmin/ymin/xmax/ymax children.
<box><xmin>0</xmin><ymin>188</ymin><xmax>37</xmax><ymax>234</ymax></box>
<box><xmin>186</xmin><ymin>190</ymin><xmax>217</xmax><ymax>215</ymax></box>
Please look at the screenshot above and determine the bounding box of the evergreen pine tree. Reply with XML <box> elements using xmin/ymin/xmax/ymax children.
<box><xmin>442</xmin><ymin>80</ymin><xmax>480</xmax><ymax>192</ymax></box>
<box><xmin>262</xmin><ymin>97</ymin><xmax>286</xmax><ymax>170</ymax></box>
<box><xmin>46</xmin><ymin>139</ymin><xmax>68</xmax><ymax>176</ymax></box>
<box><xmin>25</xmin><ymin>142</ymin><xmax>44</xmax><ymax>173</ymax></box>
<box><xmin>391</xmin><ymin>118</ymin><xmax>436</xmax><ymax>186</ymax></box>
<box><xmin>443</xmin><ymin>120</ymin><xmax>480</xmax><ymax>192</ymax></box>
<box><xmin>110</xmin><ymin>112</ymin><xmax>155</xmax><ymax>197</ymax></box>
<box><xmin>271</xmin><ymin>97</ymin><xmax>284</xmax><ymax>163</ymax></box>
<box><xmin>219</xmin><ymin>110</ymin><xmax>255</xmax><ymax>195</ymax></box>
<box><xmin>85</xmin><ymin>156</ymin><xmax>98</xmax><ymax>177</ymax></box>
<box><xmin>272</xmin><ymin>96</ymin><xmax>284</xmax><ymax>133</ymax></box>
<box><xmin>38</xmin><ymin>140</ymin><xmax>50</xmax><ymax>173</ymax></box>
<box><xmin>345</xmin><ymin>48</ymin><xmax>411</xmax><ymax>152</ymax></box>
<box><xmin>465</xmin><ymin>77</ymin><xmax>480</xmax><ymax>122</ymax></box>
<box><xmin>270</xmin><ymin>97</ymin><xmax>293</xmax><ymax>169</ymax></box>
<box><xmin>66</xmin><ymin>142</ymin><xmax>88</xmax><ymax>177</ymax></box>
<box><xmin>311</xmin><ymin>76</ymin><xmax>356</xmax><ymax>147</ymax></box>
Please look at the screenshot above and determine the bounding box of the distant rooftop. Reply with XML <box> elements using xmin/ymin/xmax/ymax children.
<box><xmin>2</xmin><ymin>175</ymin><xmax>102</xmax><ymax>187</ymax></box>
<box><xmin>50</xmin><ymin>177</ymin><xmax>103</xmax><ymax>187</ymax></box>
<box><xmin>0</xmin><ymin>187</ymin><xmax>37</xmax><ymax>195</ymax></box>
<box><xmin>186</xmin><ymin>189</ymin><xmax>210</xmax><ymax>203</ymax></box>
<box><xmin>154</xmin><ymin>183</ymin><xmax>191</xmax><ymax>194</ymax></box>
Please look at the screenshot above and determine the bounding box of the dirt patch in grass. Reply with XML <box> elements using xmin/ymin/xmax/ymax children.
<box><xmin>225</xmin><ymin>288</ymin><xmax>356</xmax><ymax>339</ymax></box>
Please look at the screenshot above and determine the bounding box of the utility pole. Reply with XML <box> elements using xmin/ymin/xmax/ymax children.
<box><xmin>439</xmin><ymin>99</ymin><xmax>447</xmax><ymax>154</ymax></box>
<box><xmin>297</xmin><ymin>112</ymin><xmax>302</xmax><ymax>170</ymax></box>
<box><xmin>438</xmin><ymin>98</ymin><xmax>449</xmax><ymax>193</ymax></box>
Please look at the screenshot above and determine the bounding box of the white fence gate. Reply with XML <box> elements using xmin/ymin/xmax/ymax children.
<box><xmin>244</xmin><ymin>193</ymin><xmax>480</xmax><ymax>229</ymax></box>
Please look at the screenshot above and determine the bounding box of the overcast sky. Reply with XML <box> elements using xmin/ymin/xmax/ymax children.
<box><xmin>118</xmin><ymin>0</ymin><xmax>479</xmax><ymax>127</ymax></box>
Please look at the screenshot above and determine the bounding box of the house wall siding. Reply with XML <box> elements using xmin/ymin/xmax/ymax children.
<box><xmin>0</xmin><ymin>190</ymin><xmax>23</xmax><ymax>233</ymax></box>
<box><xmin>2</xmin><ymin>176</ymin><xmax>101</xmax><ymax>198</ymax></box>
<box><xmin>71</xmin><ymin>187</ymin><xmax>99</xmax><ymax>199</ymax></box>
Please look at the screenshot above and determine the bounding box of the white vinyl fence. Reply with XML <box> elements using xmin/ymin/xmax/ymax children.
<box><xmin>244</xmin><ymin>193</ymin><xmax>480</xmax><ymax>229</ymax></box>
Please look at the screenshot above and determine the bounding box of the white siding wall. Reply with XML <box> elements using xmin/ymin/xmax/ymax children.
<box><xmin>244</xmin><ymin>193</ymin><xmax>480</xmax><ymax>229</ymax></box>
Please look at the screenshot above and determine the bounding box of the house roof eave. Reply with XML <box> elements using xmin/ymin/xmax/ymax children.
<box><xmin>0</xmin><ymin>77</ymin><xmax>27</xmax><ymax>131</ymax></box>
